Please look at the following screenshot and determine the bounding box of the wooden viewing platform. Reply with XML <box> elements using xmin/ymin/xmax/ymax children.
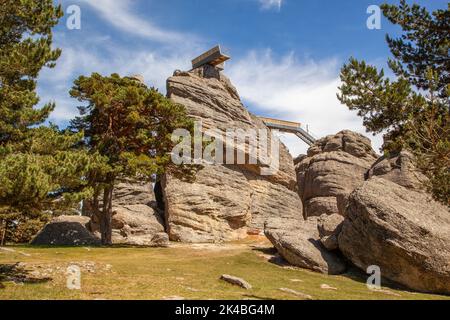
<box><xmin>192</xmin><ymin>45</ymin><xmax>230</xmax><ymax>70</ymax></box>
<box><xmin>258</xmin><ymin>116</ymin><xmax>316</xmax><ymax>146</ymax></box>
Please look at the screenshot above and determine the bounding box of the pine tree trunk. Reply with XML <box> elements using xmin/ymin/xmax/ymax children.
<box><xmin>100</xmin><ymin>184</ymin><xmax>114</xmax><ymax>246</ymax></box>
<box><xmin>0</xmin><ymin>220</ymin><xmax>6</xmax><ymax>246</ymax></box>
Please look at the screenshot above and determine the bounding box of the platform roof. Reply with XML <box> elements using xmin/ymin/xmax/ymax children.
<box><xmin>192</xmin><ymin>45</ymin><xmax>230</xmax><ymax>69</ymax></box>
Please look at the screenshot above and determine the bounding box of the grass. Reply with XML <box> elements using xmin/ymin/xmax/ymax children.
<box><xmin>0</xmin><ymin>239</ymin><xmax>448</xmax><ymax>300</ymax></box>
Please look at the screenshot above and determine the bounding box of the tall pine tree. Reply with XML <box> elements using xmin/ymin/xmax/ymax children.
<box><xmin>70</xmin><ymin>73</ymin><xmax>193</xmax><ymax>245</ymax></box>
<box><xmin>0</xmin><ymin>0</ymin><xmax>100</xmax><ymax>244</ymax></box>
<box><xmin>338</xmin><ymin>1</ymin><xmax>449</xmax><ymax>205</ymax></box>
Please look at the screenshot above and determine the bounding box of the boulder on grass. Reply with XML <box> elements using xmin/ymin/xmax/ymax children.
<box><xmin>86</xmin><ymin>179</ymin><xmax>169</xmax><ymax>247</ymax></box>
<box><xmin>31</xmin><ymin>216</ymin><xmax>100</xmax><ymax>246</ymax></box>
<box><xmin>339</xmin><ymin>177</ymin><xmax>450</xmax><ymax>295</ymax></box>
<box><xmin>265</xmin><ymin>217</ymin><xmax>346</xmax><ymax>275</ymax></box>
<box><xmin>89</xmin><ymin>204</ymin><xmax>168</xmax><ymax>247</ymax></box>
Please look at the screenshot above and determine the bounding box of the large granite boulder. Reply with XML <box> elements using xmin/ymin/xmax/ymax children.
<box><xmin>339</xmin><ymin>177</ymin><xmax>450</xmax><ymax>294</ymax></box>
<box><xmin>296</xmin><ymin>130</ymin><xmax>378</xmax><ymax>217</ymax></box>
<box><xmin>265</xmin><ymin>217</ymin><xmax>347</xmax><ymax>275</ymax></box>
<box><xmin>367</xmin><ymin>150</ymin><xmax>428</xmax><ymax>191</ymax></box>
<box><xmin>162</xmin><ymin>65</ymin><xmax>303</xmax><ymax>243</ymax></box>
<box><xmin>88</xmin><ymin>180</ymin><xmax>168</xmax><ymax>247</ymax></box>
<box><xmin>31</xmin><ymin>216</ymin><xmax>100</xmax><ymax>246</ymax></box>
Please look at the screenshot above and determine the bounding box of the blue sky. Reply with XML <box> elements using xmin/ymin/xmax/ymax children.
<box><xmin>39</xmin><ymin>0</ymin><xmax>448</xmax><ymax>155</ymax></box>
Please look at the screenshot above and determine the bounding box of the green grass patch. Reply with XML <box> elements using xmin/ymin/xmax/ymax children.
<box><xmin>1</xmin><ymin>243</ymin><xmax>448</xmax><ymax>300</ymax></box>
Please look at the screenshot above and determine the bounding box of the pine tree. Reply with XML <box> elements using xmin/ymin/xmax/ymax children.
<box><xmin>0</xmin><ymin>0</ymin><xmax>62</xmax><ymax>145</ymax></box>
<box><xmin>0</xmin><ymin>0</ymin><xmax>100</xmax><ymax>243</ymax></box>
<box><xmin>70</xmin><ymin>73</ymin><xmax>193</xmax><ymax>245</ymax></box>
<box><xmin>337</xmin><ymin>1</ymin><xmax>449</xmax><ymax>205</ymax></box>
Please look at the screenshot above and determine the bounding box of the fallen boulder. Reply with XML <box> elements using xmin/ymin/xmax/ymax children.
<box><xmin>265</xmin><ymin>217</ymin><xmax>346</xmax><ymax>275</ymax></box>
<box><xmin>31</xmin><ymin>216</ymin><xmax>100</xmax><ymax>246</ymax></box>
<box><xmin>339</xmin><ymin>177</ymin><xmax>450</xmax><ymax>294</ymax></box>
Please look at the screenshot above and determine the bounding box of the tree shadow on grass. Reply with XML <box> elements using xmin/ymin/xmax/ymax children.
<box><xmin>0</xmin><ymin>263</ymin><xmax>52</xmax><ymax>288</ymax></box>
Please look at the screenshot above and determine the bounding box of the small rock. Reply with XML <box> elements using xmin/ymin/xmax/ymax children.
<box><xmin>290</xmin><ymin>279</ymin><xmax>303</xmax><ymax>283</ymax></box>
<box><xmin>320</xmin><ymin>284</ymin><xmax>337</xmax><ymax>290</ymax></box>
<box><xmin>220</xmin><ymin>274</ymin><xmax>252</xmax><ymax>290</ymax></box>
<box><xmin>279</xmin><ymin>288</ymin><xmax>313</xmax><ymax>300</ymax></box>
<box><xmin>163</xmin><ymin>296</ymin><xmax>185</xmax><ymax>300</ymax></box>
<box><xmin>370</xmin><ymin>288</ymin><xmax>401</xmax><ymax>297</ymax></box>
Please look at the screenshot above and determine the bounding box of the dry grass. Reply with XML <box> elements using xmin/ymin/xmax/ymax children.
<box><xmin>0</xmin><ymin>239</ymin><xmax>448</xmax><ymax>300</ymax></box>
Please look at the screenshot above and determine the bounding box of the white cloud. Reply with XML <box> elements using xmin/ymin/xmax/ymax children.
<box><xmin>259</xmin><ymin>0</ymin><xmax>283</xmax><ymax>11</ymax></box>
<box><xmin>74</xmin><ymin>0</ymin><xmax>194</xmax><ymax>43</ymax></box>
<box><xmin>38</xmin><ymin>0</ymin><xmax>209</xmax><ymax>124</ymax></box>
<box><xmin>38</xmin><ymin>32</ymin><xmax>199</xmax><ymax>123</ymax></box>
<box><xmin>227</xmin><ymin>50</ymin><xmax>383</xmax><ymax>156</ymax></box>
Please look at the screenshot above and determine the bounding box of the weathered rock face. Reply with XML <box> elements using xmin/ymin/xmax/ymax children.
<box><xmin>31</xmin><ymin>216</ymin><xmax>100</xmax><ymax>246</ymax></box>
<box><xmin>111</xmin><ymin>180</ymin><xmax>156</xmax><ymax>206</ymax></box>
<box><xmin>265</xmin><ymin>217</ymin><xmax>347</xmax><ymax>275</ymax></box>
<box><xmin>339</xmin><ymin>177</ymin><xmax>450</xmax><ymax>294</ymax></box>
<box><xmin>317</xmin><ymin>214</ymin><xmax>344</xmax><ymax>251</ymax></box>
<box><xmin>163</xmin><ymin>65</ymin><xmax>302</xmax><ymax>243</ymax></box>
<box><xmin>88</xmin><ymin>180</ymin><xmax>168</xmax><ymax>247</ymax></box>
<box><xmin>296</xmin><ymin>130</ymin><xmax>378</xmax><ymax>217</ymax></box>
<box><xmin>367</xmin><ymin>150</ymin><xmax>427</xmax><ymax>191</ymax></box>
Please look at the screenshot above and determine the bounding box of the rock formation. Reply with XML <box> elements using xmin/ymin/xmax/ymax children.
<box><xmin>296</xmin><ymin>130</ymin><xmax>378</xmax><ymax>217</ymax></box>
<box><xmin>367</xmin><ymin>150</ymin><xmax>428</xmax><ymax>191</ymax></box>
<box><xmin>265</xmin><ymin>217</ymin><xmax>347</xmax><ymax>275</ymax></box>
<box><xmin>339</xmin><ymin>177</ymin><xmax>450</xmax><ymax>294</ymax></box>
<box><xmin>162</xmin><ymin>65</ymin><xmax>303</xmax><ymax>243</ymax></box>
<box><xmin>88</xmin><ymin>179</ymin><xmax>168</xmax><ymax>246</ymax></box>
<box><xmin>317</xmin><ymin>214</ymin><xmax>344</xmax><ymax>251</ymax></box>
<box><xmin>32</xmin><ymin>180</ymin><xmax>168</xmax><ymax>247</ymax></box>
<box><xmin>31</xmin><ymin>216</ymin><xmax>100</xmax><ymax>246</ymax></box>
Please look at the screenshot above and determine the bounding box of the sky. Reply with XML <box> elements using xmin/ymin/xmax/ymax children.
<box><xmin>38</xmin><ymin>0</ymin><xmax>448</xmax><ymax>156</ymax></box>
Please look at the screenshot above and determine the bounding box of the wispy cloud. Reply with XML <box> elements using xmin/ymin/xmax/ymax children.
<box><xmin>39</xmin><ymin>0</ymin><xmax>207</xmax><ymax>124</ymax></box>
<box><xmin>258</xmin><ymin>0</ymin><xmax>283</xmax><ymax>11</ymax></box>
<box><xmin>228</xmin><ymin>50</ymin><xmax>383</xmax><ymax>155</ymax></box>
<box><xmin>75</xmin><ymin>0</ymin><xmax>193</xmax><ymax>43</ymax></box>
<box><xmin>38</xmin><ymin>32</ymin><xmax>198</xmax><ymax>124</ymax></box>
